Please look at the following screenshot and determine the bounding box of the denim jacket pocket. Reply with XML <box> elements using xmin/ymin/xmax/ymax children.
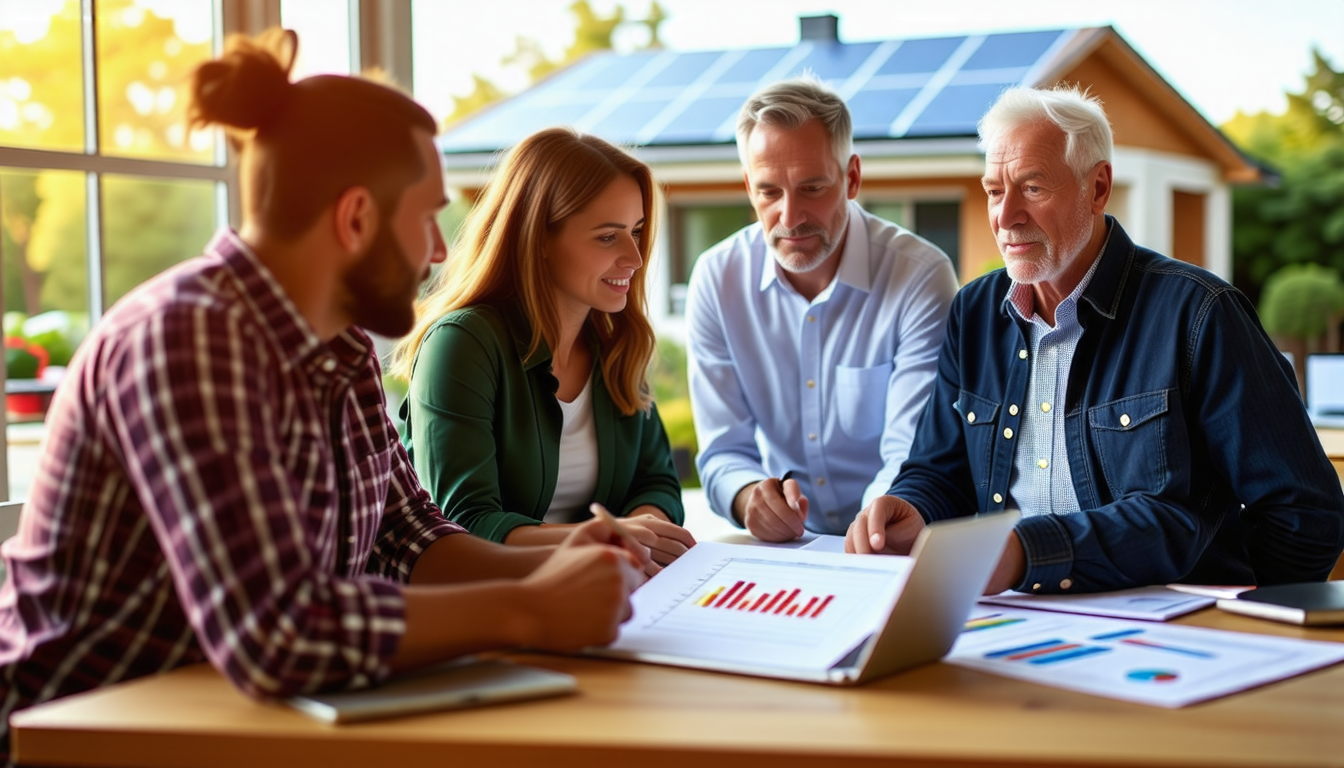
<box><xmin>836</xmin><ymin>362</ymin><xmax>893</xmax><ymax>440</ymax></box>
<box><xmin>955</xmin><ymin>391</ymin><xmax>1001</xmax><ymax>490</ymax></box>
<box><xmin>1088</xmin><ymin>389</ymin><xmax>1172</xmax><ymax>499</ymax></box>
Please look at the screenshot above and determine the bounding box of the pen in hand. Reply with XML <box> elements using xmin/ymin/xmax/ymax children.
<box><xmin>590</xmin><ymin>502</ymin><xmax>656</xmax><ymax>578</ymax></box>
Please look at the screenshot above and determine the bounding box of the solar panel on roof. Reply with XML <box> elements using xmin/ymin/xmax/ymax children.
<box><xmin>587</xmin><ymin>98</ymin><xmax>674</xmax><ymax>142</ymax></box>
<box><xmin>904</xmin><ymin>83</ymin><xmax>1009</xmax><ymax>136</ymax></box>
<box><xmin>438</xmin><ymin>28</ymin><xmax>1078</xmax><ymax>153</ymax></box>
<box><xmin>877</xmin><ymin>37</ymin><xmax>963</xmax><ymax>75</ymax></box>
<box><xmin>849</xmin><ymin>88</ymin><xmax>922</xmax><ymax>139</ymax></box>
<box><xmin>961</xmin><ymin>30</ymin><xmax>1065</xmax><ymax>70</ymax></box>
<box><xmin>658</xmin><ymin>96</ymin><xmax>750</xmax><ymax>143</ymax></box>
<box><xmin>644</xmin><ymin>50</ymin><xmax>722</xmax><ymax>88</ymax></box>
<box><xmin>786</xmin><ymin>41</ymin><xmax>881</xmax><ymax>82</ymax></box>
<box><xmin>718</xmin><ymin>47</ymin><xmax>792</xmax><ymax>83</ymax></box>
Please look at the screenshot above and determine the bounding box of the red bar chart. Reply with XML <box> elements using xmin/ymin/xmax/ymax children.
<box><xmin>695</xmin><ymin>581</ymin><xmax>835</xmax><ymax>619</ymax></box>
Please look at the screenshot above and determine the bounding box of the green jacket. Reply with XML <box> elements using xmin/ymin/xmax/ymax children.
<box><xmin>400</xmin><ymin>302</ymin><xmax>684</xmax><ymax>541</ymax></box>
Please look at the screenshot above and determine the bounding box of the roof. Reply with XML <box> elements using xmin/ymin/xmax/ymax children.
<box><xmin>439</xmin><ymin>28</ymin><xmax>1078</xmax><ymax>159</ymax></box>
<box><xmin>438</xmin><ymin>25</ymin><xmax>1259</xmax><ymax>183</ymax></box>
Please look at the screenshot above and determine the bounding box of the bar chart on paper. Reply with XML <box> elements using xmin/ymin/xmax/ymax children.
<box><xmin>947</xmin><ymin>608</ymin><xmax>1344</xmax><ymax>707</ymax></box>
<box><xmin>606</xmin><ymin>542</ymin><xmax>912</xmax><ymax>670</ymax></box>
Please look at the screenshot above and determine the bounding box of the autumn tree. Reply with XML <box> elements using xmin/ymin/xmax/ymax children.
<box><xmin>444</xmin><ymin>0</ymin><xmax>667</xmax><ymax>127</ymax></box>
<box><xmin>0</xmin><ymin>0</ymin><xmax>215</xmax><ymax>318</ymax></box>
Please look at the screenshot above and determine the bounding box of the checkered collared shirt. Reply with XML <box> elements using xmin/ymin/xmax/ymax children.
<box><xmin>0</xmin><ymin>230</ymin><xmax>464</xmax><ymax>757</ymax></box>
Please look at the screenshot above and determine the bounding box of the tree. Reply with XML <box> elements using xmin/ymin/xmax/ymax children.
<box><xmin>1223</xmin><ymin>49</ymin><xmax>1344</xmax><ymax>306</ymax></box>
<box><xmin>443</xmin><ymin>1</ymin><xmax>667</xmax><ymax>128</ymax></box>
<box><xmin>1</xmin><ymin>0</ymin><xmax>216</xmax><ymax>321</ymax></box>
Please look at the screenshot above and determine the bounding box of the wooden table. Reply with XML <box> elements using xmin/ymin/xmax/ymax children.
<box><xmin>11</xmin><ymin>606</ymin><xmax>1344</xmax><ymax>768</ymax></box>
<box><xmin>1319</xmin><ymin>427</ymin><xmax>1344</xmax><ymax>484</ymax></box>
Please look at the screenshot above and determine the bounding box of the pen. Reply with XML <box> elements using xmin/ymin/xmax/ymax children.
<box><xmin>589</xmin><ymin>502</ymin><xmax>640</xmax><ymax>550</ymax></box>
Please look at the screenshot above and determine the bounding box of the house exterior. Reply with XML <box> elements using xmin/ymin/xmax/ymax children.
<box><xmin>437</xmin><ymin>17</ymin><xmax>1260</xmax><ymax>339</ymax></box>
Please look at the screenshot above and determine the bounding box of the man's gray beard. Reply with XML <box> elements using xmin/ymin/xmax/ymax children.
<box><xmin>769</xmin><ymin>225</ymin><xmax>835</xmax><ymax>274</ymax></box>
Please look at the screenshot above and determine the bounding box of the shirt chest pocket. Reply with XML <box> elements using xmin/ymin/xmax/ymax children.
<box><xmin>835</xmin><ymin>362</ymin><xmax>893</xmax><ymax>440</ymax></box>
<box><xmin>1088</xmin><ymin>389</ymin><xmax>1172</xmax><ymax>500</ymax></box>
<box><xmin>956</xmin><ymin>391</ymin><xmax>1000</xmax><ymax>490</ymax></box>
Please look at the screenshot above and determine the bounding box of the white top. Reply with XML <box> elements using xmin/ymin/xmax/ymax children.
<box><xmin>545</xmin><ymin>375</ymin><xmax>599</xmax><ymax>523</ymax></box>
<box><xmin>686</xmin><ymin>200</ymin><xmax>958</xmax><ymax>533</ymax></box>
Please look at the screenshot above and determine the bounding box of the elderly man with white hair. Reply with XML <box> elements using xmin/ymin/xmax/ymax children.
<box><xmin>846</xmin><ymin>84</ymin><xmax>1344</xmax><ymax>594</ymax></box>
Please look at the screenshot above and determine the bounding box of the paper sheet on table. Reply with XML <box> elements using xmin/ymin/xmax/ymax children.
<box><xmin>798</xmin><ymin>534</ymin><xmax>846</xmax><ymax>553</ymax></box>
<box><xmin>611</xmin><ymin>542</ymin><xmax>911</xmax><ymax>670</ymax></box>
<box><xmin>979</xmin><ymin>586</ymin><xmax>1213</xmax><ymax>621</ymax></box>
<box><xmin>948</xmin><ymin>607</ymin><xmax>1344</xmax><ymax>707</ymax></box>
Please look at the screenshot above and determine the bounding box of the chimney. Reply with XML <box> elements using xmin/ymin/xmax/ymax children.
<box><xmin>799</xmin><ymin>14</ymin><xmax>839</xmax><ymax>44</ymax></box>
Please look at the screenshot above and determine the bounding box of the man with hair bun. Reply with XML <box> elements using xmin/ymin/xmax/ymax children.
<box><xmin>847</xmin><ymin>85</ymin><xmax>1344</xmax><ymax>594</ymax></box>
<box><xmin>686</xmin><ymin>76</ymin><xmax>958</xmax><ymax>543</ymax></box>
<box><xmin>0</xmin><ymin>29</ymin><xmax>643</xmax><ymax>758</ymax></box>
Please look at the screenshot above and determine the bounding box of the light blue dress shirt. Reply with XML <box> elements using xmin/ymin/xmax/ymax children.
<box><xmin>1004</xmin><ymin>239</ymin><xmax>1107</xmax><ymax>518</ymax></box>
<box><xmin>686</xmin><ymin>201</ymin><xmax>958</xmax><ymax>534</ymax></box>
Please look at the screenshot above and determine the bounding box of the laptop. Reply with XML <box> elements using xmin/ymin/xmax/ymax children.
<box><xmin>586</xmin><ymin>509</ymin><xmax>1019</xmax><ymax>685</ymax></box>
<box><xmin>286</xmin><ymin>657</ymin><xmax>576</xmax><ymax>723</ymax></box>
<box><xmin>1306</xmin><ymin>353</ymin><xmax>1344</xmax><ymax>429</ymax></box>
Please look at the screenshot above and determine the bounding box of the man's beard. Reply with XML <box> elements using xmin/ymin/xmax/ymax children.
<box><xmin>342</xmin><ymin>223</ymin><xmax>427</xmax><ymax>338</ymax></box>
<box><xmin>768</xmin><ymin>223</ymin><xmax>837</xmax><ymax>274</ymax></box>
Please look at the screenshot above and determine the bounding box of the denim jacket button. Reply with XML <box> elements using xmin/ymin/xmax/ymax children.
<box><xmin>1009</xmin><ymin>404</ymin><xmax>1019</xmax><ymax>416</ymax></box>
<box><xmin>1003</xmin><ymin>427</ymin><xmax>1014</xmax><ymax>439</ymax></box>
<box><xmin>1019</xmin><ymin>349</ymin><xmax>1028</xmax><ymax>360</ymax></box>
<box><xmin>1059</xmin><ymin>578</ymin><xmax>1074</xmax><ymax>590</ymax></box>
<box><xmin>966</xmin><ymin>411</ymin><xmax>976</xmax><ymax>423</ymax></box>
<box><xmin>993</xmin><ymin>493</ymin><xmax>1003</xmax><ymax>504</ymax></box>
<box><xmin>1120</xmin><ymin>413</ymin><xmax>1131</xmax><ymax>427</ymax></box>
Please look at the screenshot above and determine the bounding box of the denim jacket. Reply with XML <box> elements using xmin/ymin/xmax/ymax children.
<box><xmin>889</xmin><ymin>217</ymin><xmax>1344</xmax><ymax>592</ymax></box>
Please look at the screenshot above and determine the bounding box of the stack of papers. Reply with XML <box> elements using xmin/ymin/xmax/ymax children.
<box><xmin>949</xmin><ymin>607</ymin><xmax>1344</xmax><ymax>707</ymax></box>
<box><xmin>979</xmin><ymin>586</ymin><xmax>1214</xmax><ymax>621</ymax></box>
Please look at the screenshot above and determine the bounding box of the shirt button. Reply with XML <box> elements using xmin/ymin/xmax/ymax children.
<box><xmin>966</xmin><ymin>411</ymin><xmax>977</xmax><ymax>423</ymax></box>
<box><xmin>1041</xmin><ymin>402</ymin><xmax>1051</xmax><ymax>413</ymax></box>
<box><xmin>806</xmin><ymin>379</ymin><xmax>815</xmax><ymax>389</ymax></box>
<box><xmin>321</xmin><ymin>358</ymin><xmax>337</xmax><ymax>372</ymax></box>
<box><xmin>816</xmin><ymin>477</ymin><xmax>826</xmax><ymax>486</ymax></box>
<box><xmin>347</xmin><ymin>535</ymin><xmax>357</xmax><ymax>543</ymax></box>
<box><xmin>1038</xmin><ymin>458</ymin><xmax>1048</xmax><ymax>469</ymax></box>
<box><xmin>807</xmin><ymin>315</ymin><xmax>817</xmax><ymax>323</ymax></box>
<box><xmin>993</xmin><ymin>493</ymin><xmax>1003</xmax><ymax>504</ymax></box>
<box><xmin>808</xmin><ymin>433</ymin><xmax>817</xmax><ymax>441</ymax></box>
<box><xmin>1019</xmin><ymin>349</ymin><xmax>1028</xmax><ymax>360</ymax></box>
<box><xmin>1008</xmin><ymin>404</ymin><xmax>1019</xmax><ymax>416</ymax></box>
<box><xmin>1120</xmin><ymin>413</ymin><xmax>1131</xmax><ymax>427</ymax></box>
<box><xmin>1059</xmin><ymin>578</ymin><xmax>1074</xmax><ymax>590</ymax></box>
<box><xmin>1003</xmin><ymin>427</ymin><xmax>1014</xmax><ymax>439</ymax></box>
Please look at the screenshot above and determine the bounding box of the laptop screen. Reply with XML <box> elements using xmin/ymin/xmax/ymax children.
<box><xmin>1306</xmin><ymin>354</ymin><xmax>1344</xmax><ymax>415</ymax></box>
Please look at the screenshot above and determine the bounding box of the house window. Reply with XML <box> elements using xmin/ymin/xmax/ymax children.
<box><xmin>0</xmin><ymin>0</ymin><xmax>231</xmax><ymax>502</ymax></box>
<box><xmin>863</xmin><ymin>199</ymin><xmax>960</xmax><ymax>273</ymax></box>
<box><xmin>668</xmin><ymin>202</ymin><xmax>755</xmax><ymax>314</ymax></box>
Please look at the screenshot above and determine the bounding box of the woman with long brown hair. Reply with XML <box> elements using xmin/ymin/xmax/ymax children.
<box><xmin>391</xmin><ymin>127</ymin><xmax>693</xmax><ymax>573</ymax></box>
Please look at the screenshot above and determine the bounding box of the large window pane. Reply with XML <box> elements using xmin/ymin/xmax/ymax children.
<box><xmin>0</xmin><ymin>0</ymin><xmax>84</xmax><ymax>152</ymax></box>
<box><xmin>913</xmin><ymin>200</ymin><xmax>961</xmax><ymax>272</ymax></box>
<box><xmin>102</xmin><ymin>174</ymin><xmax>216</xmax><ymax>309</ymax></box>
<box><xmin>3</xmin><ymin>166</ymin><xmax>87</xmax><ymax>501</ymax></box>
<box><xmin>96</xmin><ymin>0</ymin><xmax>215</xmax><ymax>163</ymax></box>
<box><xmin>670</xmin><ymin>203</ymin><xmax>754</xmax><ymax>314</ymax></box>
<box><xmin>282</xmin><ymin>0</ymin><xmax>353</xmax><ymax>79</ymax></box>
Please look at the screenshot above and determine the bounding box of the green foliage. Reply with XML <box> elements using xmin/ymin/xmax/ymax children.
<box><xmin>1258</xmin><ymin>264</ymin><xmax>1344</xmax><ymax>340</ymax></box>
<box><xmin>648</xmin><ymin>336</ymin><xmax>697</xmax><ymax>487</ymax></box>
<box><xmin>1225</xmin><ymin>49</ymin><xmax>1344</xmax><ymax>304</ymax></box>
<box><xmin>657</xmin><ymin>396</ymin><xmax>699</xmax><ymax>489</ymax></box>
<box><xmin>649</xmin><ymin>336</ymin><xmax>689</xmax><ymax>404</ymax></box>
<box><xmin>6</xmin><ymin>345</ymin><xmax>41</xmax><ymax>380</ymax></box>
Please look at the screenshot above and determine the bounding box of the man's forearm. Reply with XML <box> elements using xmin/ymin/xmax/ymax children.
<box><xmin>409</xmin><ymin>533</ymin><xmax>551</xmax><ymax>585</ymax></box>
